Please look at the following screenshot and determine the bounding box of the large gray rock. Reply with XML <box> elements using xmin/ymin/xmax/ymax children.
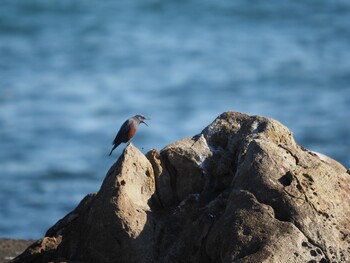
<box><xmin>0</xmin><ymin>239</ymin><xmax>35</xmax><ymax>263</ymax></box>
<box><xmin>12</xmin><ymin>145</ymin><xmax>155</xmax><ymax>263</ymax></box>
<box><xmin>12</xmin><ymin>112</ymin><xmax>350</xmax><ymax>263</ymax></box>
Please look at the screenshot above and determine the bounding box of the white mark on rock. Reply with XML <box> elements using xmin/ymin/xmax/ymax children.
<box><xmin>251</xmin><ymin>120</ymin><xmax>259</xmax><ymax>134</ymax></box>
<box><xmin>245</xmin><ymin>120</ymin><xmax>260</xmax><ymax>140</ymax></box>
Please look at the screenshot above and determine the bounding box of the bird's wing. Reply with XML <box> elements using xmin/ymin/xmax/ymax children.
<box><xmin>112</xmin><ymin>119</ymin><xmax>131</xmax><ymax>145</ymax></box>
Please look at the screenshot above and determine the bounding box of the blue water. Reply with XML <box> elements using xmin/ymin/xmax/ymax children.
<box><xmin>0</xmin><ymin>0</ymin><xmax>349</xmax><ymax>238</ymax></box>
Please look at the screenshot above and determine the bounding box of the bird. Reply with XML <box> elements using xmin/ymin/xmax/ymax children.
<box><xmin>109</xmin><ymin>114</ymin><xmax>149</xmax><ymax>156</ymax></box>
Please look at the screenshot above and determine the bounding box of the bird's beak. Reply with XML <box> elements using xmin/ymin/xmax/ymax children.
<box><xmin>141</xmin><ymin>120</ymin><xmax>148</xmax><ymax>126</ymax></box>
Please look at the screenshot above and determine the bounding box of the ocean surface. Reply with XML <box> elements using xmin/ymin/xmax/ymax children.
<box><xmin>0</xmin><ymin>0</ymin><xmax>349</xmax><ymax>238</ymax></box>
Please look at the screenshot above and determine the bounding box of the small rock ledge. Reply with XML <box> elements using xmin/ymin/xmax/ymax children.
<box><xmin>11</xmin><ymin>112</ymin><xmax>350</xmax><ymax>263</ymax></box>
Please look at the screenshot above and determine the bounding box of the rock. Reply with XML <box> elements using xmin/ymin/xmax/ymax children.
<box><xmin>12</xmin><ymin>112</ymin><xmax>350</xmax><ymax>263</ymax></box>
<box><xmin>12</xmin><ymin>144</ymin><xmax>155</xmax><ymax>263</ymax></box>
<box><xmin>0</xmin><ymin>239</ymin><xmax>35</xmax><ymax>263</ymax></box>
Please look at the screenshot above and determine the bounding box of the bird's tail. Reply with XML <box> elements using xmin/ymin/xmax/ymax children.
<box><xmin>109</xmin><ymin>145</ymin><xmax>117</xmax><ymax>156</ymax></box>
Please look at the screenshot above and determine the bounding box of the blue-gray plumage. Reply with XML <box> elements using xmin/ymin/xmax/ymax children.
<box><xmin>109</xmin><ymin>115</ymin><xmax>149</xmax><ymax>156</ymax></box>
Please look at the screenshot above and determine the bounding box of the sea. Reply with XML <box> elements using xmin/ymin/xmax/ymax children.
<box><xmin>0</xmin><ymin>0</ymin><xmax>349</xmax><ymax>238</ymax></box>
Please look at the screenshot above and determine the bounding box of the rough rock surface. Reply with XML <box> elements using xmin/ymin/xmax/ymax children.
<box><xmin>0</xmin><ymin>239</ymin><xmax>34</xmax><ymax>263</ymax></box>
<box><xmin>11</xmin><ymin>112</ymin><xmax>350</xmax><ymax>263</ymax></box>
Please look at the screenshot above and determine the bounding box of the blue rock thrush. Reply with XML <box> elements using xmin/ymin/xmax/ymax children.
<box><xmin>109</xmin><ymin>114</ymin><xmax>149</xmax><ymax>156</ymax></box>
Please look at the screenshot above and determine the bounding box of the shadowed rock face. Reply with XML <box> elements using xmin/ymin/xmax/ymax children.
<box><xmin>11</xmin><ymin>112</ymin><xmax>350</xmax><ymax>263</ymax></box>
